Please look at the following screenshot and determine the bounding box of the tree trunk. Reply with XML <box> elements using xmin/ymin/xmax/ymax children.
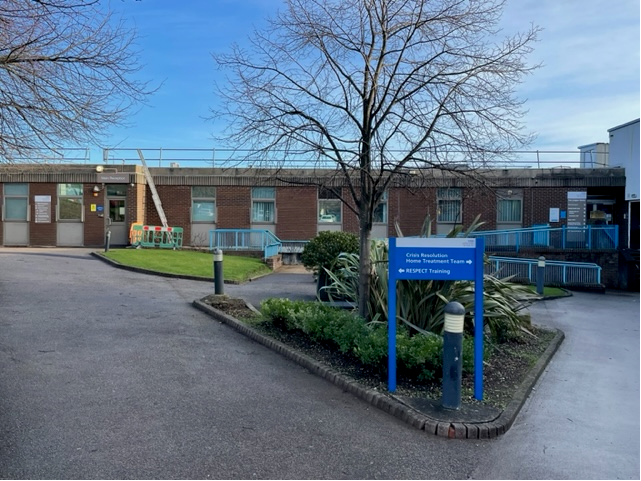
<box><xmin>358</xmin><ymin>210</ymin><xmax>372</xmax><ymax>319</ymax></box>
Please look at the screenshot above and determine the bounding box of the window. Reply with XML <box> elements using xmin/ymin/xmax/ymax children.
<box><xmin>192</xmin><ymin>186</ymin><xmax>216</xmax><ymax>222</ymax></box>
<box><xmin>3</xmin><ymin>183</ymin><xmax>28</xmax><ymax>221</ymax></box>
<box><xmin>497</xmin><ymin>199</ymin><xmax>522</xmax><ymax>223</ymax></box>
<box><xmin>106</xmin><ymin>185</ymin><xmax>127</xmax><ymax>196</ymax></box>
<box><xmin>373</xmin><ymin>191</ymin><xmax>388</xmax><ymax>223</ymax></box>
<box><xmin>58</xmin><ymin>183</ymin><xmax>83</xmax><ymax>221</ymax></box>
<box><xmin>437</xmin><ymin>188</ymin><xmax>461</xmax><ymax>223</ymax></box>
<box><xmin>318</xmin><ymin>187</ymin><xmax>341</xmax><ymax>223</ymax></box>
<box><xmin>252</xmin><ymin>187</ymin><xmax>275</xmax><ymax>223</ymax></box>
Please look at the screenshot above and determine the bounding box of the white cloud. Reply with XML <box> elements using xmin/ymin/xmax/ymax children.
<box><xmin>498</xmin><ymin>0</ymin><xmax>640</xmax><ymax>151</ymax></box>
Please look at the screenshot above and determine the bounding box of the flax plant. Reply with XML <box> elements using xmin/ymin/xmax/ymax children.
<box><xmin>322</xmin><ymin>215</ymin><xmax>535</xmax><ymax>340</ymax></box>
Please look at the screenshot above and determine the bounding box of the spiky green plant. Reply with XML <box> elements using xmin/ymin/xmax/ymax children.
<box><xmin>322</xmin><ymin>214</ymin><xmax>536</xmax><ymax>340</ymax></box>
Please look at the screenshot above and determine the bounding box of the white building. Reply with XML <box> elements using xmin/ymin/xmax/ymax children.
<box><xmin>608</xmin><ymin>119</ymin><xmax>640</xmax><ymax>249</ymax></box>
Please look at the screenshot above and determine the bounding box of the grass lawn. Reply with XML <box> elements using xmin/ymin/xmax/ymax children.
<box><xmin>522</xmin><ymin>284</ymin><xmax>568</xmax><ymax>298</ymax></box>
<box><xmin>102</xmin><ymin>248</ymin><xmax>272</xmax><ymax>283</ymax></box>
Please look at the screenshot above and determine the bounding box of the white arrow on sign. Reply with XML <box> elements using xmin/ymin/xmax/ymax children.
<box><xmin>398</xmin><ymin>268</ymin><xmax>405</xmax><ymax>273</ymax></box>
<box><xmin>466</xmin><ymin>259</ymin><xmax>473</xmax><ymax>264</ymax></box>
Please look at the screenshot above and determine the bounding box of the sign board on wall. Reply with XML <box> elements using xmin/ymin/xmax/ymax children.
<box><xmin>567</xmin><ymin>191</ymin><xmax>587</xmax><ymax>227</ymax></box>
<box><xmin>34</xmin><ymin>195</ymin><xmax>51</xmax><ymax>223</ymax></box>
<box><xmin>97</xmin><ymin>172</ymin><xmax>131</xmax><ymax>183</ymax></box>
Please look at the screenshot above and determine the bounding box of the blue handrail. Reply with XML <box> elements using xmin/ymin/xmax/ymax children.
<box><xmin>488</xmin><ymin>256</ymin><xmax>602</xmax><ymax>285</ymax></box>
<box><xmin>209</xmin><ymin>228</ymin><xmax>282</xmax><ymax>259</ymax></box>
<box><xmin>470</xmin><ymin>225</ymin><xmax>618</xmax><ymax>252</ymax></box>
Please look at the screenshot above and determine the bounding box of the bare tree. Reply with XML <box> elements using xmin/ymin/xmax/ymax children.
<box><xmin>213</xmin><ymin>0</ymin><xmax>540</xmax><ymax>319</ymax></box>
<box><xmin>0</xmin><ymin>0</ymin><xmax>151</xmax><ymax>161</ymax></box>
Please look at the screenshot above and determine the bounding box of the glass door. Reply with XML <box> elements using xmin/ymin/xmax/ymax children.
<box><xmin>106</xmin><ymin>185</ymin><xmax>128</xmax><ymax>245</ymax></box>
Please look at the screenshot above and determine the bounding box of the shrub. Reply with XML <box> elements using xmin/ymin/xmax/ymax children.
<box><xmin>261</xmin><ymin>298</ymin><xmax>367</xmax><ymax>353</ymax></box>
<box><xmin>354</xmin><ymin>325</ymin><xmax>478</xmax><ymax>382</ymax></box>
<box><xmin>260</xmin><ymin>298</ymin><xmax>308</xmax><ymax>330</ymax></box>
<box><xmin>300</xmin><ymin>231</ymin><xmax>359</xmax><ymax>275</ymax></box>
<box><xmin>260</xmin><ymin>298</ymin><xmax>482</xmax><ymax>385</ymax></box>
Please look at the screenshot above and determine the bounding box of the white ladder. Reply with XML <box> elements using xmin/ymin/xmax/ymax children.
<box><xmin>137</xmin><ymin>149</ymin><xmax>168</xmax><ymax>228</ymax></box>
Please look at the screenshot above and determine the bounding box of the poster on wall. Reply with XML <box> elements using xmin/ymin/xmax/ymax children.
<box><xmin>34</xmin><ymin>195</ymin><xmax>51</xmax><ymax>223</ymax></box>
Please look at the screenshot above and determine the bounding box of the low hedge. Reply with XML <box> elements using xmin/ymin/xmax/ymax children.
<box><xmin>260</xmin><ymin>298</ymin><xmax>477</xmax><ymax>383</ymax></box>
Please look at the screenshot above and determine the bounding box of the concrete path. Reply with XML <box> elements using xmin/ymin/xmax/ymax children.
<box><xmin>0</xmin><ymin>248</ymin><xmax>638</xmax><ymax>479</ymax></box>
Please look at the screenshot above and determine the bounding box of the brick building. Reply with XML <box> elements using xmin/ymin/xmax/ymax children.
<box><xmin>0</xmin><ymin>163</ymin><xmax>626</xmax><ymax>249</ymax></box>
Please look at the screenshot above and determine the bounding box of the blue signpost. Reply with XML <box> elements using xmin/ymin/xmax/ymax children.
<box><xmin>387</xmin><ymin>237</ymin><xmax>485</xmax><ymax>400</ymax></box>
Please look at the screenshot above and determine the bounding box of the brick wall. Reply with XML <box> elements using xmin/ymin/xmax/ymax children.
<box><xmin>391</xmin><ymin>188</ymin><xmax>435</xmax><ymax>237</ymax></box>
<box><xmin>275</xmin><ymin>186</ymin><xmax>317</xmax><ymax>240</ymax></box>
<box><xmin>463</xmin><ymin>188</ymin><xmax>496</xmax><ymax>230</ymax></box>
<box><xmin>83</xmin><ymin>185</ymin><xmax>104</xmax><ymax>247</ymax></box>
<box><xmin>524</xmin><ymin>187</ymin><xmax>571</xmax><ymax>227</ymax></box>
<box><xmin>217</xmin><ymin>186</ymin><xmax>251</xmax><ymax>229</ymax></box>
<box><xmin>341</xmin><ymin>188</ymin><xmax>360</xmax><ymax>235</ymax></box>
<box><xmin>30</xmin><ymin>183</ymin><xmax>57</xmax><ymax>246</ymax></box>
<box><xmin>146</xmin><ymin>185</ymin><xmax>192</xmax><ymax>241</ymax></box>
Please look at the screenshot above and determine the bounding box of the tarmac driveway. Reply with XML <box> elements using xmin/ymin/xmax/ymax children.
<box><xmin>0</xmin><ymin>248</ymin><xmax>638</xmax><ymax>479</ymax></box>
<box><xmin>0</xmin><ymin>249</ymin><xmax>483</xmax><ymax>480</ymax></box>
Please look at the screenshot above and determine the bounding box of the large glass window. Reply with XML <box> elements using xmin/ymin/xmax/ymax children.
<box><xmin>373</xmin><ymin>191</ymin><xmax>388</xmax><ymax>223</ymax></box>
<box><xmin>3</xmin><ymin>183</ymin><xmax>28</xmax><ymax>221</ymax></box>
<box><xmin>252</xmin><ymin>187</ymin><xmax>275</xmax><ymax>223</ymax></box>
<box><xmin>58</xmin><ymin>183</ymin><xmax>83</xmax><ymax>221</ymax></box>
<box><xmin>437</xmin><ymin>188</ymin><xmax>462</xmax><ymax>223</ymax></box>
<box><xmin>192</xmin><ymin>186</ymin><xmax>216</xmax><ymax>222</ymax></box>
<box><xmin>318</xmin><ymin>187</ymin><xmax>341</xmax><ymax>223</ymax></box>
<box><xmin>497</xmin><ymin>199</ymin><xmax>522</xmax><ymax>223</ymax></box>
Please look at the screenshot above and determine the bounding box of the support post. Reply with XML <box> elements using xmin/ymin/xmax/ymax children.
<box><xmin>442</xmin><ymin>301</ymin><xmax>465</xmax><ymax>410</ymax></box>
<box><xmin>537</xmin><ymin>256</ymin><xmax>546</xmax><ymax>295</ymax></box>
<box><xmin>213</xmin><ymin>248</ymin><xmax>224</xmax><ymax>295</ymax></box>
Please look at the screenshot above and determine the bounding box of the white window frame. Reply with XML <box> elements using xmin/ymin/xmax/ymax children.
<box><xmin>318</xmin><ymin>187</ymin><xmax>342</xmax><ymax>224</ymax></box>
<box><xmin>2</xmin><ymin>183</ymin><xmax>29</xmax><ymax>221</ymax></box>
<box><xmin>191</xmin><ymin>186</ymin><xmax>216</xmax><ymax>223</ymax></box>
<box><xmin>57</xmin><ymin>183</ymin><xmax>84</xmax><ymax>222</ymax></box>
<box><xmin>251</xmin><ymin>187</ymin><xmax>276</xmax><ymax>223</ymax></box>
<box><xmin>497</xmin><ymin>198</ymin><xmax>523</xmax><ymax>224</ymax></box>
<box><xmin>373</xmin><ymin>191</ymin><xmax>388</xmax><ymax>224</ymax></box>
<box><xmin>437</xmin><ymin>188</ymin><xmax>462</xmax><ymax>224</ymax></box>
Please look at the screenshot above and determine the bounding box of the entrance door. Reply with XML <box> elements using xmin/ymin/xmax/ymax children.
<box><xmin>106</xmin><ymin>185</ymin><xmax>128</xmax><ymax>245</ymax></box>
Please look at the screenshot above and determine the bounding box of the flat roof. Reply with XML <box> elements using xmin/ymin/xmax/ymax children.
<box><xmin>608</xmin><ymin>118</ymin><xmax>640</xmax><ymax>133</ymax></box>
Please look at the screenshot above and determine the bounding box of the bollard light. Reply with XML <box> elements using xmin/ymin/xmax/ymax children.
<box><xmin>442</xmin><ymin>301</ymin><xmax>465</xmax><ymax>410</ymax></box>
<box><xmin>536</xmin><ymin>256</ymin><xmax>545</xmax><ymax>296</ymax></box>
<box><xmin>213</xmin><ymin>248</ymin><xmax>224</xmax><ymax>295</ymax></box>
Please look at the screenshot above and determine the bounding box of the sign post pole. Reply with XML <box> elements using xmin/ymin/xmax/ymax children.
<box><xmin>473</xmin><ymin>237</ymin><xmax>484</xmax><ymax>400</ymax></box>
<box><xmin>387</xmin><ymin>238</ymin><xmax>397</xmax><ymax>392</ymax></box>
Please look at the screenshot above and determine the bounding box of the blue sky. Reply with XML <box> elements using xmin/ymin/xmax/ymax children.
<box><xmin>102</xmin><ymin>0</ymin><xmax>640</xmax><ymax>163</ymax></box>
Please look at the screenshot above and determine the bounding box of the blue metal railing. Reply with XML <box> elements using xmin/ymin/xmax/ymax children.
<box><xmin>209</xmin><ymin>229</ymin><xmax>282</xmax><ymax>259</ymax></box>
<box><xmin>470</xmin><ymin>225</ymin><xmax>618</xmax><ymax>252</ymax></box>
<box><xmin>487</xmin><ymin>256</ymin><xmax>602</xmax><ymax>286</ymax></box>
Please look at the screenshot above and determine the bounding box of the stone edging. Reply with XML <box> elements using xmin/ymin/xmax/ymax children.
<box><xmin>193</xmin><ymin>299</ymin><xmax>565</xmax><ymax>439</ymax></box>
